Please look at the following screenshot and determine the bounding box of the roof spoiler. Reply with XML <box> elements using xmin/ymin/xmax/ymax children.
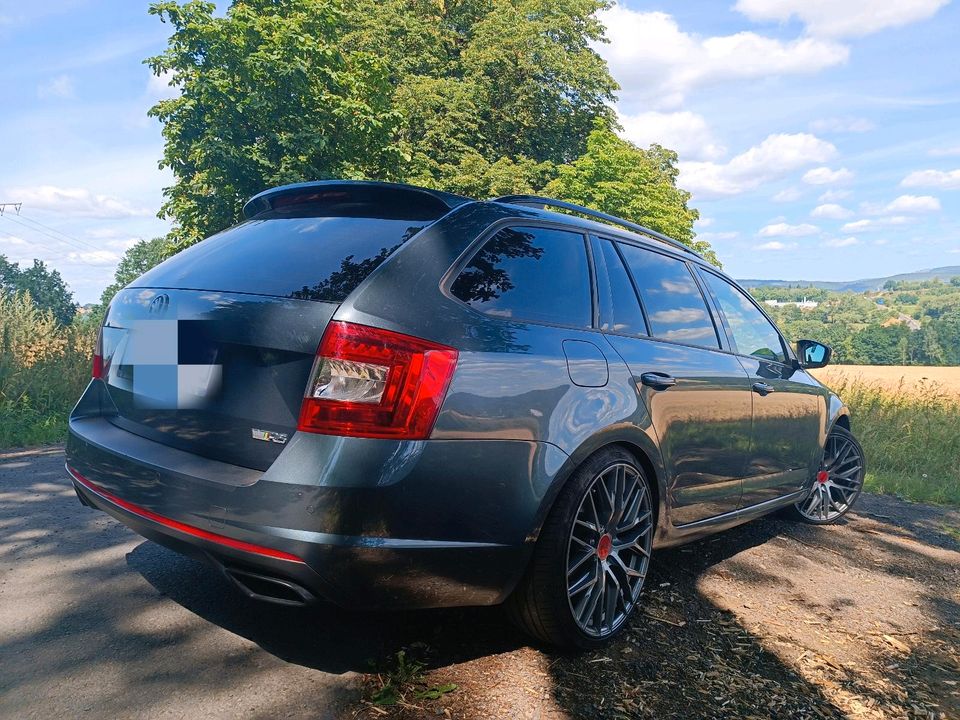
<box><xmin>242</xmin><ymin>180</ymin><xmax>471</xmax><ymax>220</ymax></box>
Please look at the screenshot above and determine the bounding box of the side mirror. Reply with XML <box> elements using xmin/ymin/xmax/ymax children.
<box><xmin>796</xmin><ymin>339</ymin><xmax>832</xmax><ymax>369</ymax></box>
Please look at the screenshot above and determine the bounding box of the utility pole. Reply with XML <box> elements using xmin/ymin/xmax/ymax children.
<box><xmin>0</xmin><ymin>202</ymin><xmax>22</xmax><ymax>216</ymax></box>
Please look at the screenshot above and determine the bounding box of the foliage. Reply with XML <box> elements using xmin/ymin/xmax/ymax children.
<box><xmin>751</xmin><ymin>279</ymin><xmax>960</xmax><ymax>365</ymax></box>
<box><xmin>826</xmin><ymin>377</ymin><xmax>960</xmax><ymax>506</ymax></box>
<box><xmin>0</xmin><ymin>292</ymin><xmax>95</xmax><ymax>447</ymax></box>
<box><xmin>98</xmin><ymin>237</ymin><xmax>171</xmax><ymax>308</ymax></box>
<box><xmin>147</xmin><ymin>0</ymin><xmax>713</xmax><ymax>261</ymax></box>
<box><xmin>544</xmin><ymin>123</ymin><xmax>708</xmax><ymax>263</ymax></box>
<box><xmin>0</xmin><ymin>254</ymin><xmax>77</xmax><ymax>325</ymax></box>
<box><xmin>367</xmin><ymin>648</ymin><xmax>457</xmax><ymax>707</ymax></box>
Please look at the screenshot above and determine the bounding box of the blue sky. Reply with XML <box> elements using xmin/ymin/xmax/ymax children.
<box><xmin>1</xmin><ymin>1</ymin><xmax>959</xmax><ymax>303</ymax></box>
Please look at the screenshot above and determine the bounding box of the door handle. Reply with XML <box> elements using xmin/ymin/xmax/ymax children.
<box><xmin>640</xmin><ymin>372</ymin><xmax>677</xmax><ymax>390</ymax></box>
<box><xmin>752</xmin><ymin>382</ymin><xmax>775</xmax><ymax>396</ymax></box>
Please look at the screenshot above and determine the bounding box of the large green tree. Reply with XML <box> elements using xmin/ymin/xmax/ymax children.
<box><xmin>98</xmin><ymin>237</ymin><xmax>171</xmax><ymax>308</ymax></box>
<box><xmin>147</xmin><ymin>0</ymin><xmax>713</xmax><ymax>261</ymax></box>
<box><xmin>0</xmin><ymin>255</ymin><xmax>76</xmax><ymax>325</ymax></box>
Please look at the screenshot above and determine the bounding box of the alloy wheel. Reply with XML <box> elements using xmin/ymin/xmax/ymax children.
<box><xmin>794</xmin><ymin>431</ymin><xmax>864</xmax><ymax>522</ymax></box>
<box><xmin>566</xmin><ymin>462</ymin><xmax>653</xmax><ymax>638</ymax></box>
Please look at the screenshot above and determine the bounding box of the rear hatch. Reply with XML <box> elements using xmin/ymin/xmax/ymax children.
<box><xmin>98</xmin><ymin>183</ymin><xmax>463</xmax><ymax>470</ymax></box>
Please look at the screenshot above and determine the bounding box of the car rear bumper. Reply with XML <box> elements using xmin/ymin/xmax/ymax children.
<box><xmin>66</xmin><ymin>412</ymin><xmax>567</xmax><ymax>610</ymax></box>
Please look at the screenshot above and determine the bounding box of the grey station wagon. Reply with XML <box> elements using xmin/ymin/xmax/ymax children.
<box><xmin>67</xmin><ymin>180</ymin><xmax>865</xmax><ymax>648</ymax></box>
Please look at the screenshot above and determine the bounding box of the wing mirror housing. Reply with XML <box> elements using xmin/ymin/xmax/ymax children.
<box><xmin>795</xmin><ymin>339</ymin><xmax>832</xmax><ymax>369</ymax></box>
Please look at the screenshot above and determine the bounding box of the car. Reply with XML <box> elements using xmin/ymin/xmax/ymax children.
<box><xmin>66</xmin><ymin>180</ymin><xmax>865</xmax><ymax>649</ymax></box>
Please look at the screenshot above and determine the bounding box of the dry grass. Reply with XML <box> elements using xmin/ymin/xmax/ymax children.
<box><xmin>812</xmin><ymin>365</ymin><xmax>960</xmax><ymax>396</ymax></box>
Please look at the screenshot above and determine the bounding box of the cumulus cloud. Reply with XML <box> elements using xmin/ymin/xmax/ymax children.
<box><xmin>880</xmin><ymin>194</ymin><xmax>941</xmax><ymax>213</ymax></box>
<box><xmin>802</xmin><ymin>166</ymin><xmax>854</xmax><ymax>185</ymax></box>
<box><xmin>755</xmin><ymin>241</ymin><xmax>796</xmax><ymax>250</ymax></box>
<box><xmin>901</xmin><ymin>169</ymin><xmax>960</xmax><ymax>189</ymax></box>
<box><xmin>808</xmin><ymin>116</ymin><xmax>875</xmax><ymax>133</ymax></box>
<box><xmin>733</xmin><ymin>0</ymin><xmax>949</xmax><ymax>38</ymax></box>
<box><xmin>823</xmin><ymin>236</ymin><xmax>860</xmax><ymax>247</ymax></box>
<box><xmin>597</xmin><ymin>6</ymin><xmax>848</xmax><ymax>109</ymax></box>
<box><xmin>37</xmin><ymin>74</ymin><xmax>74</xmax><ymax>99</ymax></box>
<box><xmin>65</xmin><ymin>250</ymin><xmax>122</xmax><ymax>265</ymax></box>
<box><xmin>819</xmin><ymin>189</ymin><xmax>852</xmax><ymax>202</ymax></box>
<box><xmin>758</xmin><ymin>222</ymin><xmax>819</xmax><ymax>237</ymax></box>
<box><xmin>8</xmin><ymin>185</ymin><xmax>151</xmax><ymax>218</ymax></box>
<box><xmin>679</xmin><ymin>133</ymin><xmax>836</xmax><ymax>198</ymax></box>
<box><xmin>618</xmin><ymin>111</ymin><xmax>726</xmax><ymax>161</ymax></box>
<box><xmin>811</xmin><ymin>203</ymin><xmax>853</xmax><ymax>219</ymax></box>
<box><xmin>697</xmin><ymin>231</ymin><xmax>740</xmax><ymax>242</ymax></box>
<box><xmin>0</xmin><ymin>234</ymin><xmax>28</xmax><ymax>246</ymax></box>
<box><xmin>841</xmin><ymin>216</ymin><xmax>910</xmax><ymax>233</ymax></box>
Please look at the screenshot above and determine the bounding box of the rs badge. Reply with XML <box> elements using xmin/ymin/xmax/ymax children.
<box><xmin>251</xmin><ymin>428</ymin><xmax>288</xmax><ymax>444</ymax></box>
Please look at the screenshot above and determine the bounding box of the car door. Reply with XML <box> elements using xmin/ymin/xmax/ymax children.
<box><xmin>592</xmin><ymin>236</ymin><xmax>753</xmax><ymax>526</ymax></box>
<box><xmin>697</xmin><ymin>269</ymin><xmax>824</xmax><ymax>508</ymax></box>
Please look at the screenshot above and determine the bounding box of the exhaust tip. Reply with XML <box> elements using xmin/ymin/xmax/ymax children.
<box><xmin>222</xmin><ymin>566</ymin><xmax>315</xmax><ymax>606</ymax></box>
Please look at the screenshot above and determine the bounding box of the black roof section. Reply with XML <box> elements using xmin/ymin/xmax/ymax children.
<box><xmin>492</xmin><ymin>194</ymin><xmax>703</xmax><ymax>260</ymax></box>
<box><xmin>242</xmin><ymin>180</ymin><xmax>472</xmax><ymax>220</ymax></box>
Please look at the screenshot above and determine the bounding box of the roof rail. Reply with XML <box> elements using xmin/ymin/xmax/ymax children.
<box><xmin>492</xmin><ymin>194</ymin><xmax>702</xmax><ymax>260</ymax></box>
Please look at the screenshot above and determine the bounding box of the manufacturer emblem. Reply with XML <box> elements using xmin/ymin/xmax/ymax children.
<box><xmin>251</xmin><ymin>428</ymin><xmax>288</xmax><ymax>444</ymax></box>
<box><xmin>149</xmin><ymin>293</ymin><xmax>170</xmax><ymax>314</ymax></box>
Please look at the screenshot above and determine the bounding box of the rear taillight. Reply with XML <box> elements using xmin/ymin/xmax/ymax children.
<box><xmin>92</xmin><ymin>322</ymin><xmax>104</xmax><ymax>379</ymax></box>
<box><xmin>298</xmin><ymin>321</ymin><xmax>458</xmax><ymax>439</ymax></box>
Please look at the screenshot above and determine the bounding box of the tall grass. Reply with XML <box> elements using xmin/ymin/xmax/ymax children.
<box><xmin>0</xmin><ymin>293</ymin><xmax>96</xmax><ymax>447</ymax></box>
<box><xmin>831</xmin><ymin>377</ymin><xmax>960</xmax><ymax>506</ymax></box>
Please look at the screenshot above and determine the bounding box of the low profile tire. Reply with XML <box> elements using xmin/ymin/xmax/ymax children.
<box><xmin>506</xmin><ymin>447</ymin><xmax>654</xmax><ymax>650</ymax></box>
<box><xmin>787</xmin><ymin>425</ymin><xmax>866</xmax><ymax>525</ymax></box>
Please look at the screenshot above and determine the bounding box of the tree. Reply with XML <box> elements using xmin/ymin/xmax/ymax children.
<box><xmin>146</xmin><ymin>0</ymin><xmax>403</xmax><ymax>248</ymax></box>
<box><xmin>544</xmin><ymin>123</ymin><xmax>711</xmax><ymax>263</ymax></box>
<box><xmin>0</xmin><ymin>255</ymin><xmax>76</xmax><ymax>325</ymax></box>
<box><xmin>99</xmin><ymin>237</ymin><xmax>171</xmax><ymax>307</ymax></box>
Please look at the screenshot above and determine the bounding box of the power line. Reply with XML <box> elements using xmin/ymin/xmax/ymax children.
<box><xmin>13</xmin><ymin>212</ymin><xmax>108</xmax><ymax>253</ymax></box>
<box><xmin>0</xmin><ymin>215</ymin><xmax>107</xmax><ymax>269</ymax></box>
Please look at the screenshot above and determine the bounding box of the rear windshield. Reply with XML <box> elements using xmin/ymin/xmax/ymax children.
<box><xmin>131</xmin><ymin>216</ymin><xmax>428</xmax><ymax>302</ymax></box>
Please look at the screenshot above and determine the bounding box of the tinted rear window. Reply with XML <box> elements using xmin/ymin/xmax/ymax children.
<box><xmin>131</xmin><ymin>217</ymin><xmax>427</xmax><ymax>301</ymax></box>
<box><xmin>450</xmin><ymin>226</ymin><xmax>591</xmax><ymax>327</ymax></box>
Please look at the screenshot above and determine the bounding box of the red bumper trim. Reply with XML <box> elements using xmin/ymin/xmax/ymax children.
<box><xmin>67</xmin><ymin>465</ymin><xmax>304</xmax><ymax>564</ymax></box>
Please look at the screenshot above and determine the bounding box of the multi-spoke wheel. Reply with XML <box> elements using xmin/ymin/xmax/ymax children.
<box><xmin>790</xmin><ymin>426</ymin><xmax>865</xmax><ymax>524</ymax></box>
<box><xmin>506</xmin><ymin>447</ymin><xmax>654</xmax><ymax>649</ymax></box>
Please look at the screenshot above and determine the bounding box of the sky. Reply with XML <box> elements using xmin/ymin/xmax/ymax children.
<box><xmin>1</xmin><ymin>1</ymin><xmax>959</xmax><ymax>304</ymax></box>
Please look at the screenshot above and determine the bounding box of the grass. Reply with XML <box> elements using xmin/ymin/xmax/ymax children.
<box><xmin>827</xmin><ymin>376</ymin><xmax>960</xmax><ymax>506</ymax></box>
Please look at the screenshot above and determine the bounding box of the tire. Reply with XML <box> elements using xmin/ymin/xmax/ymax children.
<box><xmin>786</xmin><ymin>425</ymin><xmax>866</xmax><ymax>525</ymax></box>
<box><xmin>506</xmin><ymin>446</ymin><xmax>654</xmax><ymax>650</ymax></box>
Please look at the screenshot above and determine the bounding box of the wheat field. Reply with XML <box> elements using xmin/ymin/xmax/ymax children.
<box><xmin>812</xmin><ymin>365</ymin><xmax>960</xmax><ymax>396</ymax></box>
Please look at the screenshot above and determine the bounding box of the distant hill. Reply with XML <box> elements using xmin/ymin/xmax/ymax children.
<box><xmin>739</xmin><ymin>265</ymin><xmax>960</xmax><ymax>292</ymax></box>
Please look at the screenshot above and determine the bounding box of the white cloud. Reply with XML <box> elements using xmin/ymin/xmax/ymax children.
<box><xmin>66</xmin><ymin>250</ymin><xmax>122</xmax><ymax>266</ymax></box>
<box><xmin>802</xmin><ymin>166</ymin><xmax>854</xmax><ymax>185</ymax></box>
<box><xmin>755</xmin><ymin>241</ymin><xmax>797</xmax><ymax>250</ymax></box>
<box><xmin>598</xmin><ymin>6</ymin><xmax>848</xmax><ymax>109</ymax></box>
<box><xmin>841</xmin><ymin>216</ymin><xmax>910</xmax><ymax>232</ymax></box>
<box><xmin>697</xmin><ymin>231</ymin><xmax>740</xmax><ymax>242</ymax></box>
<box><xmin>37</xmin><ymin>74</ymin><xmax>74</xmax><ymax>100</ymax></box>
<box><xmin>823</xmin><ymin>236</ymin><xmax>860</xmax><ymax>247</ymax></box>
<box><xmin>929</xmin><ymin>146</ymin><xmax>960</xmax><ymax>157</ymax></box>
<box><xmin>146</xmin><ymin>69</ymin><xmax>179</xmax><ymax>100</ymax></box>
<box><xmin>0</xmin><ymin>234</ymin><xmax>28</xmax><ymax>246</ymax></box>
<box><xmin>772</xmin><ymin>187</ymin><xmax>803</xmax><ymax>202</ymax></box>
<box><xmin>9</xmin><ymin>185</ymin><xmax>152</xmax><ymax>218</ymax></box>
<box><xmin>618</xmin><ymin>111</ymin><xmax>726</xmax><ymax>161</ymax></box>
<box><xmin>811</xmin><ymin>203</ymin><xmax>853</xmax><ymax>219</ymax></box>
<box><xmin>901</xmin><ymin>169</ymin><xmax>960</xmax><ymax>189</ymax></box>
<box><xmin>679</xmin><ymin>133</ymin><xmax>836</xmax><ymax>198</ymax></box>
<box><xmin>758</xmin><ymin>222</ymin><xmax>819</xmax><ymax>237</ymax></box>
<box><xmin>819</xmin><ymin>188</ymin><xmax>852</xmax><ymax>202</ymax></box>
<box><xmin>694</xmin><ymin>217</ymin><xmax>714</xmax><ymax>229</ymax></box>
<box><xmin>882</xmin><ymin>194</ymin><xmax>941</xmax><ymax>213</ymax></box>
<box><xmin>734</xmin><ymin>0</ymin><xmax>949</xmax><ymax>38</ymax></box>
<box><xmin>809</xmin><ymin>116</ymin><xmax>875</xmax><ymax>133</ymax></box>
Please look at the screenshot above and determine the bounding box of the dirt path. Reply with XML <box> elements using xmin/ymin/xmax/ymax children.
<box><xmin>2</xmin><ymin>447</ymin><xmax>957</xmax><ymax>719</ymax></box>
<box><xmin>350</xmin><ymin>495</ymin><xmax>960</xmax><ymax>720</ymax></box>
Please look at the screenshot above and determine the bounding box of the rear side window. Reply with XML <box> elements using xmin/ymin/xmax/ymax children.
<box><xmin>616</xmin><ymin>243</ymin><xmax>720</xmax><ymax>349</ymax></box>
<box><xmin>131</xmin><ymin>216</ymin><xmax>427</xmax><ymax>302</ymax></box>
<box><xmin>592</xmin><ymin>237</ymin><xmax>647</xmax><ymax>336</ymax></box>
<box><xmin>700</xmin><ymin>271</ymin><xmax>787</xmax><ymax>363</ymax></box>
<box><xmin>451</xmin><ymin>226</ymin><xmax>591</xmax><ymax>327</ymax></box>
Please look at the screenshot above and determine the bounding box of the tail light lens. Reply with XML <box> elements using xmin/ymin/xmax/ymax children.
<box><xmin>298</xmin><ymin>322</ymin><xmax>458</xmax><ymax>439</ymax></box>
<box><xmin>92</xmin><ymin>321</ymin><xmax>104</xmax><ymax>379</ymax></box>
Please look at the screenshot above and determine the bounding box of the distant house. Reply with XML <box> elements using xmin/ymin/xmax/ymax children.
<box><xmin>763</xmin><ymin>297</ymin><xmax>819</xmax><ymax>309</ymax></box>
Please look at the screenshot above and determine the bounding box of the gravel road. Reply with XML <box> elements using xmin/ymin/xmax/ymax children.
<box><xmin>2</xmin><ymin>446</ymin><xmax>958</xmax><ymax>720</ymax></box>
